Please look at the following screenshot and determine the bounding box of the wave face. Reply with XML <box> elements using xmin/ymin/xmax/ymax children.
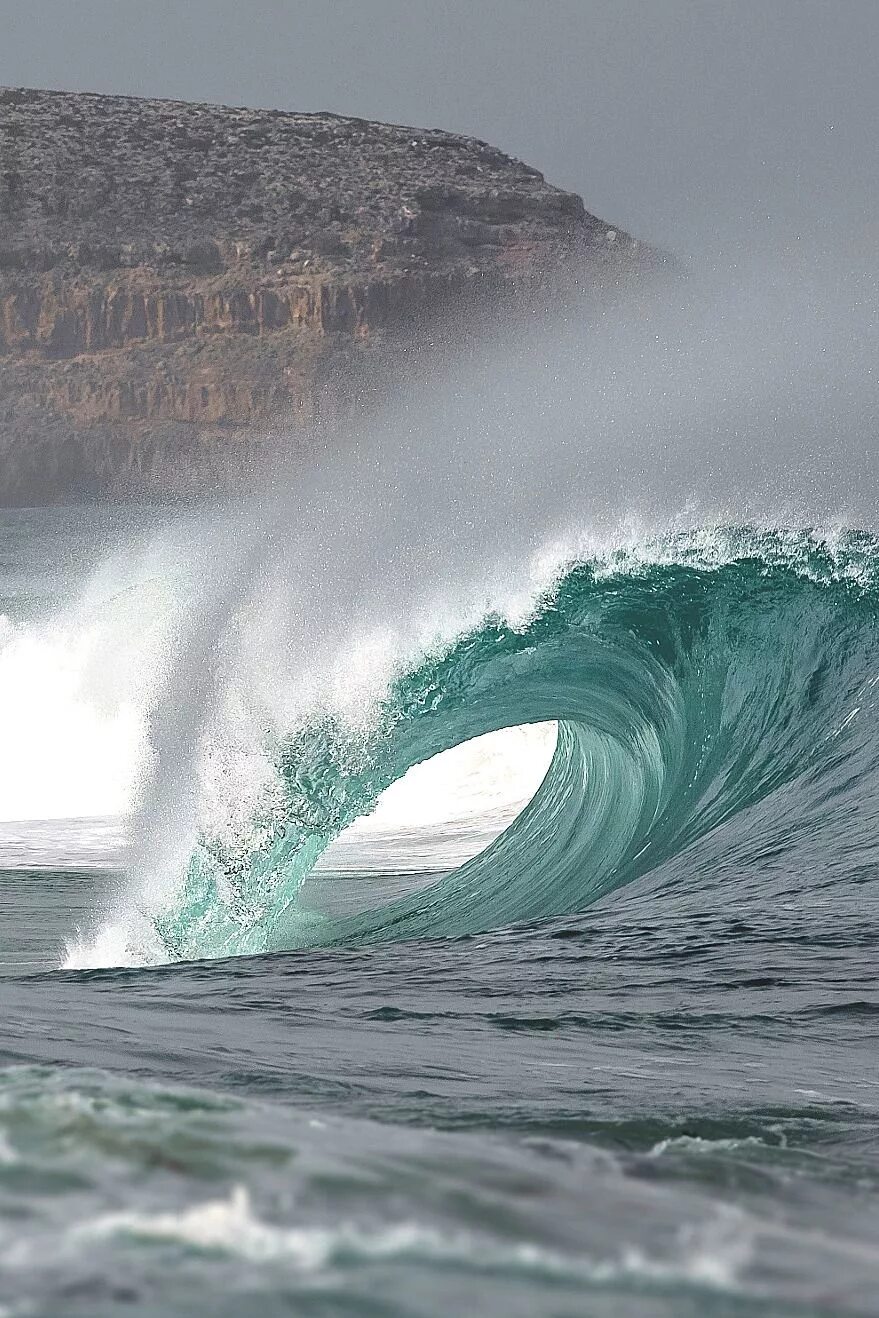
<box><xmin>114</xmin><ymin>526</ymin><xmax>879</xmax><ymax>965</ymax></box>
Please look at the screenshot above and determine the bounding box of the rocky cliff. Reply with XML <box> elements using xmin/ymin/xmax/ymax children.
<box><xmin>0</xmin><ymin>87</ymin><xmax>644</xmax><ymax>501</ymax></box>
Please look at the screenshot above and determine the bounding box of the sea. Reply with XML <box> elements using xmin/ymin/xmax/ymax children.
<box><xmin>1</xmin><ymin>274</ymin><xmax>878</xmax><ymax>1316</ymax></box>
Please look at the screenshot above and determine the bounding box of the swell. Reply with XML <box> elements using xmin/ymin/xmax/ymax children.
<box><xmin>139</xmin><ymin>527</ymin><xmax>879</xmax><ymax>964</ymax></box>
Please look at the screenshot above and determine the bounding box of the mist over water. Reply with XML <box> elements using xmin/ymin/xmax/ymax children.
<box><xmin>30</xmin><ymin>252</ymin><xmax>872</xmax><ymax>967</ymax></box>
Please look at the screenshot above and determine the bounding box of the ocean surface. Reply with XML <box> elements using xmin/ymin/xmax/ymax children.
<box><xmin>1</xmin><ymin>503</ymin><xmax>878</xmax><ymax>1318</ymax></box>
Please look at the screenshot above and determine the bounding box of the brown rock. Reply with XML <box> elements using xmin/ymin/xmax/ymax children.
<box><xmin>0</xmin><ymin>87</ymin><xmax>646</xmax><ymax>502</ymax></box>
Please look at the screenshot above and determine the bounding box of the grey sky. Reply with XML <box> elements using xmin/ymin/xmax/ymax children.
<box><xmin>1</xmin><ymin>0</ymin><xmax>877</xmax><ymax>262</ymax></box>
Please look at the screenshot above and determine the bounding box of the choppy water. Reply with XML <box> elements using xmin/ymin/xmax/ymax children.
<box><xmin>0</xmin><ymin>506</ymin><xmax>877</xmax><ymax>1316</ymax></box>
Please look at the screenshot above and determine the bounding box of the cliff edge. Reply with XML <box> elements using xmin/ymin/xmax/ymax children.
<box><xmin>0</xmin><ymin>87</ymin><xmax>643</xmax><ymax>501</ymax></box>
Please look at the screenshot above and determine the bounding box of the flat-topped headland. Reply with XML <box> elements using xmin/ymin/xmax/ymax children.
<box><xmin>0</xmin><ymin>87</ymin><xmax>648</xmax><ymax>501</ymax></box>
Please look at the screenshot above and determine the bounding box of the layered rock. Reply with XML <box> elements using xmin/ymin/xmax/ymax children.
<box><xmin>0</xmin><ymin>87</ymin><xmax>644</xmax><ymax>501</ymax></box>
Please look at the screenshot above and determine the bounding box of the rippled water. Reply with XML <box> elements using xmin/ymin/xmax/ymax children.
<box><xmin>1</xmin><ymin>508</ymin><xmax>877</xmax><ymax>1317</ymax></box>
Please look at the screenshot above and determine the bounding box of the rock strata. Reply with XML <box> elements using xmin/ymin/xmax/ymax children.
<box><xmin>0</xmin><ymin>87</ymin><xmax>644</xmax><ymax>501</ymax></box>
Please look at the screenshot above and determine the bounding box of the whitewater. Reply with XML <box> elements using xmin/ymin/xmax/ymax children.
<box><xmin>1</xmin><ymin>264</ymin><xmax>878</xmax><ymax>1316</ymax></box>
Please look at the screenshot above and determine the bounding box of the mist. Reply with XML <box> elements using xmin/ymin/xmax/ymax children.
<box><xmin>47</xmin><ymin>248</ymin><xmax>877</xmax><ymax>965</ymax></box>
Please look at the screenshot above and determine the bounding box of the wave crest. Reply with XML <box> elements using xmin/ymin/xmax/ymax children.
<box><xmin>66</xmin><ymin>527</ymin><xmax>879</xmax><ymax>968</ymax></box>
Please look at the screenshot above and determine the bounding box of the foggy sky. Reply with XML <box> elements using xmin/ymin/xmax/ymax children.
<box><xmin>1</xmin><ymin>0</ymin><xmax>877</xmax><ymax>263</ymax></box>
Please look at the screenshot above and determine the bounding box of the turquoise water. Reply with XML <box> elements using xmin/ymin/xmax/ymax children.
<box><xmin>1</xmin><ymin>510</ymin><xmax>878</xmax><ymax>1316</ymax></box>
<box><xmin>151</xmin><ymin>527</ymin><xmax>879</xmax><ymax>962</ymax></box>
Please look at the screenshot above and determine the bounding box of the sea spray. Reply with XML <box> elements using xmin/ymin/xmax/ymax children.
<box><xmin>55</xmin><ymin>258</ymin><xmax>879</xmax><ymax>964</ymax></box>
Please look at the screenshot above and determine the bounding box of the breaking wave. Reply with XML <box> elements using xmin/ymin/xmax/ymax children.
<box><xmin>65</xmin><ymin>526</ymin><xmax>879</xmax><ymax>966</ymax></box>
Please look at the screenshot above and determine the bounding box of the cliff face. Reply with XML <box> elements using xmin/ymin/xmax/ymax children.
<box><xmin>0</xmin><ymin>87</ymin><xmax>642</xmax><ymax>501</ymax></box>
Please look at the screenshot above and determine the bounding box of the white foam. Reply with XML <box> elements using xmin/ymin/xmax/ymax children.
<box><xmin>78</xmin><ymin>1186</ymin><xmax>482</xmax><ymax>1269</ymax></box>
<box><xmin>62</xmin><ymin>915</ymin><xmax>161</xmax><ymax>972</ymax></box>
<box><xmin>648</xmin><ymin>1135</ymin><xmax>768</xmax><ymax>1158</ymax></box>
<box><xmin>71</xmin><ymin>1185</ymin><xmax>752</xmax><ymax>1291</ymax></box>
<box><xmin>0</xmin><ymin>612</ymin><xmax>143</xmax><ymax>823</ymax></box>
<box><xmin>0</xmin><ymin>525</ymin><xmax>183</xmax><ymax>831</ymax></box>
